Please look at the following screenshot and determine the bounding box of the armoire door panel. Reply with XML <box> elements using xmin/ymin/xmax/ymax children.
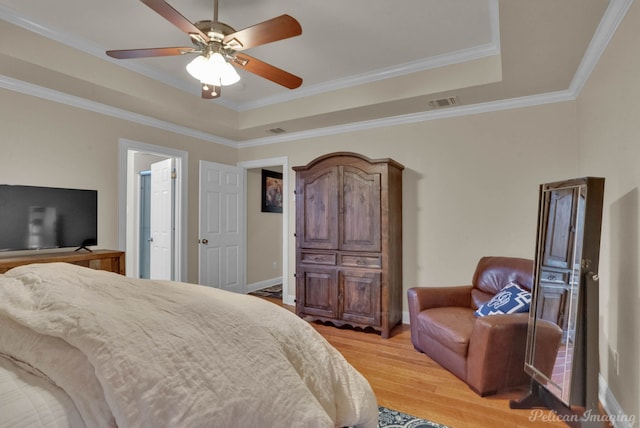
<box><xmin>298</xmin><ymin>266</ymin><xmax>338</xmax><ymax>318</ymax></box>
<box><xmin>537</xmin><ymin>283</ymin><xmax>567</xmax><ymax>327</ymax></box>
<box><xmin>543</xmin><ymin>188</ymin><xmax>577</xmax><ymax>270</ymax></box>
<box><xmin>340</xmin><ymin>270</ymin><xmax>381</xmax><ymax>326</ymax></box>
<box><xmin>297</xmin><ymin>168</ymin><xmax>339</xmax><ymax>249</ymax></box>
<box><xmin>340</xmin><ymin>167</ymin><xmax>381</xmax><ymax>252</ymax></box>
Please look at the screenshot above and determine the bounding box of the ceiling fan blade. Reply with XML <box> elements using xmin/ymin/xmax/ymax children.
<box><xmin>106</xmin><ymin>47</ymin><xmax>196</xmax><ymax>59</ymax></box>
<box><xmin>223</xmin><ymin>15</ymin><xmax>301</xmax><ymax>51</ymax></box>
<box><xmin>202</xmin><ymin>83</ymin><xmax>221</xmax><ymax>99</ymax></box>
<box><xmin>140</xmin><ymin>0</ymin><xmax>210</xmax><ymax>43</ymax></box>
<box><xmin>233</xmin><ymin>53</ymin><xmax>302</xmax><ymax>89</ymax></box>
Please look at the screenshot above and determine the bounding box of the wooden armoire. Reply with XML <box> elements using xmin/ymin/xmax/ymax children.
<box><xmin>293</xmin><ymin>152</ymin><xmax>403</xmax><ymax>338</ymax></box>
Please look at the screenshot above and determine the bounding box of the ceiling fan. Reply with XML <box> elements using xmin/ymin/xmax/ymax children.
<box><xmin>106</xmin><ymin>0</ymin><xmax>303</xmax><ymax>99</ymax></box>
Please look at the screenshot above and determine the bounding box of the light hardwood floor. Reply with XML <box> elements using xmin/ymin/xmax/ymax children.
<box><xmin>313</xmin><ymin>321</ymin><xmax>568</xmax><ymax>428</ymax></box>
<box><xmin>267</xmin><ymin>298</ymin><xmax>569</xmax><ymax>428</ymax></box>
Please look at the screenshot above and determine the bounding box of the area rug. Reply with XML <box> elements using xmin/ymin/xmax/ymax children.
<box><xmin>248</xmin><ymin>284</ymin><xmax>282</xmax><ymax>299</ymax></box>
<box><xmin>378</xmin><ymin>406</ymin><xmax>449</xmax><ymax>428</ymax></box>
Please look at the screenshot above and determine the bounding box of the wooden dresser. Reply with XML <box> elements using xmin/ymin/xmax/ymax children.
<box><xmin>0</xmin><ymin>249</ymin><xmax>125</xmax><ymax>275</ymax></box>
<box><xmin>293</xmin><ymin>152</ymin><xmax>403</xmax><ymax>338</ymax></box>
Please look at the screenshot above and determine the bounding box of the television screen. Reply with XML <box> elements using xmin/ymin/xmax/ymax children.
<box><xmin>0</xmin><ymin>184</ymin><xmax>97</xmax><ymax>252</ymax></box>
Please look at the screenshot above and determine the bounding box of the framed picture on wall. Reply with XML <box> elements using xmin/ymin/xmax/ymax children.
<box><xmin>261</xmin><ymin>169</ymin><xmax>283</xmax><ymax>213</ymax></box>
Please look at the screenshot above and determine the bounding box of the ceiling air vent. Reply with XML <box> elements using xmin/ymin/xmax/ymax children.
<box><xmin>428</xmin><ymin>96</ymin><xmax>458</xmax><ymax>109</ymax></box>
<box><xmin>267</xmin><ymin>127</ymin><xmax>287</xmax><ymax>134</ymax></box>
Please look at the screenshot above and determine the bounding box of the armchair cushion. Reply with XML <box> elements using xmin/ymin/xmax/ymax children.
<box><xmin>472</xmin><ymin>256</ymin><xmax>535</xmax><ymax>294</ymax></box>
<box><xmin>474</xmin><ymin>282</ymin><xmax>531</xmax><ymax>317</ymax></box>
<box><xmin>418</xmin><ymin>307</ymin><xmax>476</xmax><ymax>356</ymax></box>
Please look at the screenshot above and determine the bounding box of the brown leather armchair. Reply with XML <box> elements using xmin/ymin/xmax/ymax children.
<box><xmin>407</xmin><ymin>256</ymin><xmax>562</xmax><ymax>396</ymax></box>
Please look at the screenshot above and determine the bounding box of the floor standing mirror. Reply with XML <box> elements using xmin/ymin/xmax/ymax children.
<box><xmin>510</xmin><ymin>177</ymin><xmax>605</xmax><ymax>427</ymax></box>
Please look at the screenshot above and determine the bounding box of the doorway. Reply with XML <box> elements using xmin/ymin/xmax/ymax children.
<box><xmin>238</xmin><ymin>157</ymin><xmax>290</xmax><ymax>305</ymax></box>
<box><xmin>139</xmin><ymin>170</ymin><xmax>151</xmax><ymax>278</ymax></box>
<box><xmin>118</xmin><ymin>139</ymin><xmax>188</xmax><ymax>281</ymax></box>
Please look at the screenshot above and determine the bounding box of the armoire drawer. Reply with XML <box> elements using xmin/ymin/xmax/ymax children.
<box><xmin>540</xmin><ymin>269</ymin><xmax>569</xmax><ymax>284</ymax></box>
<box><xmin>300</xmin><ymin>251</ymin><xmax>337</xmax><ymax>265</ymax></box>
<box><xmin>340</xmin><ymin>254</ymin><xmax>382</xmax><ymax>268</ymax></box>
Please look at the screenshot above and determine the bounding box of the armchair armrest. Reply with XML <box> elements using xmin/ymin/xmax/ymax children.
<box><xmin>407</xmin><ymin>285</ymin><xmax>473</xmax><ymax>313</ymax></box>
<box><xmin>466</xmin><ymin>313</ymin><xmax>532</xmax><ymax>395</ymax></box>
<box><xmin>407</xmin><ymin>286</ymin><xmax>473</xmax><ymax>351</ymax></box>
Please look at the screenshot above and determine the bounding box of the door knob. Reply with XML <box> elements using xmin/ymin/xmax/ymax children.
<box><xmin>201</xmin><ymin>239</ymin><xmax>209</xmax><ymax>244</ymax></box>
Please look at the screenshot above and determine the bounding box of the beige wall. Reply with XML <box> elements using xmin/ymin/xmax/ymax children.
<box><xmin>0</xmin><ymin>87</ymin><xmax>237</xmax><ymax>283</ymax></box>
<box><xmin>0</xmin><ymin>83</ymin><xmax>578</xmax><ymax>293</ymax></box>
<box><xmin>577</xmin><ymin>0</ymin><xmax>640</xmax><ymax>420</ymax></box>
<box><xmin>239</xmin><ymin>102</ymin><xmax>579</xmax><ymax>299</ymax></box>
<box><xmin>246</xmin><ymin>167</ymin><xmax>283</xmax><ymax>286</ymax></box>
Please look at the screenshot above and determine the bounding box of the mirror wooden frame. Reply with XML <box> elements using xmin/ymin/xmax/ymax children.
<box><xmin>510</xmin><ymin>177</ymin><xmax>605</xmax><ymax>427</ymax></box>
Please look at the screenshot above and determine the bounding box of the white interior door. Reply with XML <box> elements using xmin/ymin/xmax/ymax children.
<box><xmin>150</xmin><ymin>158</ymin><xmax>174</xmax><ymax>280</ymax></box>
<box><xmin>199</xmin><ymin>160</ymin><xmax>245</xmax><ymax>293</ymax></box>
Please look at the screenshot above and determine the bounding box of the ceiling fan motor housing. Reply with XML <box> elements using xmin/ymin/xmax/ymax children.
<box><xmin>195</xmin><ymin>20</ymin><xmax>235</xmax><ymax>41</ymax></box>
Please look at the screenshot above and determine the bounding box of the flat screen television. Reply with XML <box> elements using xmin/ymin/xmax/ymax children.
<box><xmin>0</xmin><ymin>184</ymin><xmax>97</xmax><ymax>252</ymax></box>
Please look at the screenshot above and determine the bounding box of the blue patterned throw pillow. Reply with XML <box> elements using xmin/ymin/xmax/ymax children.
<box><xmin>474</xmin><ymin>282</ymin><xmax>532</xmax><ymax>317</ymax></box>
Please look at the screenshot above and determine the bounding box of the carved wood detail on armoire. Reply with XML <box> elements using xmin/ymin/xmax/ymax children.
<box><xmin>293</xmin><ymin>152</ymin><xmax>403</xmax><ymax>338</ymax></box>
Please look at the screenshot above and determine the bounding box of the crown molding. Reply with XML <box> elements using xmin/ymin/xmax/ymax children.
<box><xmin>0</xmin><ymin>0</ymin><xmax>631</xmax><ymax>149</ymax></box>
<box><xmin>0</xmin><ymin>75</ymin><xmax>237</xmax><ymax>148</ymax></box>
<box><xmin>237</xmin><ymin>0</ymin><xmax>633</xmax><ymax>147</ymax></box>
<box><xmin>0</xmin><ymin>1</ymin><xmax>500</xmax><ymax>113</ymax></box>
<box><xmin>0</xmin><ymin>4</ymin><xmax>238</xmax><ymax>110</ymax></box>
<box><xmin>0</xmin><ymin>72</ymin><xmax>575</xmax><ymax>150</ymax></box>
<box><xmin>569</xmin><ymin>0</ymin><xmax>634</xmax><ymax>95</ymax></box>
<box><xmin>236</xmin><ymin>91</ymin><xmax>576</xmax><ymax>148</ymax></box>
<box><xmin>236</xmin><ymin>42</ymin><xmax>500</xmax><ymax>112</ymax></box>
<box><xmin>238</xmin><ymin>0</ymin><xmax>502</xmax><ymax>111</ymax></box>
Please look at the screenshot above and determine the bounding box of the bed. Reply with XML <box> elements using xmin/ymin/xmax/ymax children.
<box><xmin>0</xmin><ymin>262</ymin><xmax>378</xmax><ymax>428</ymax></box>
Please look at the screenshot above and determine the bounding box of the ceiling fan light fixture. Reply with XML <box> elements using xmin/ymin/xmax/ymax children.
<box><xmin>186</xmin><ymin>52</ymin><xmax>240</xmax><ymax>86</ymax></box>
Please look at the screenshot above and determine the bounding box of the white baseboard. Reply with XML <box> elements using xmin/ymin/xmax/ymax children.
<box><xmin>283</xmin><ymin>294</ymin><xmax>296</xmax><ymax>306</ymax></box>
<box><xmin>599</xmin><ymin>374</ymin><xmax>636</xmax><ymax>428</ymax></box>
<box><xmin>246</xmin><ymin>277</ymin><xmax>282</xmax><ymax>293</ymax></box>
<box><xmin>402</xmin><ymin>310</ymin><xmax>410</xmax><ymax>324</ymax></box>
